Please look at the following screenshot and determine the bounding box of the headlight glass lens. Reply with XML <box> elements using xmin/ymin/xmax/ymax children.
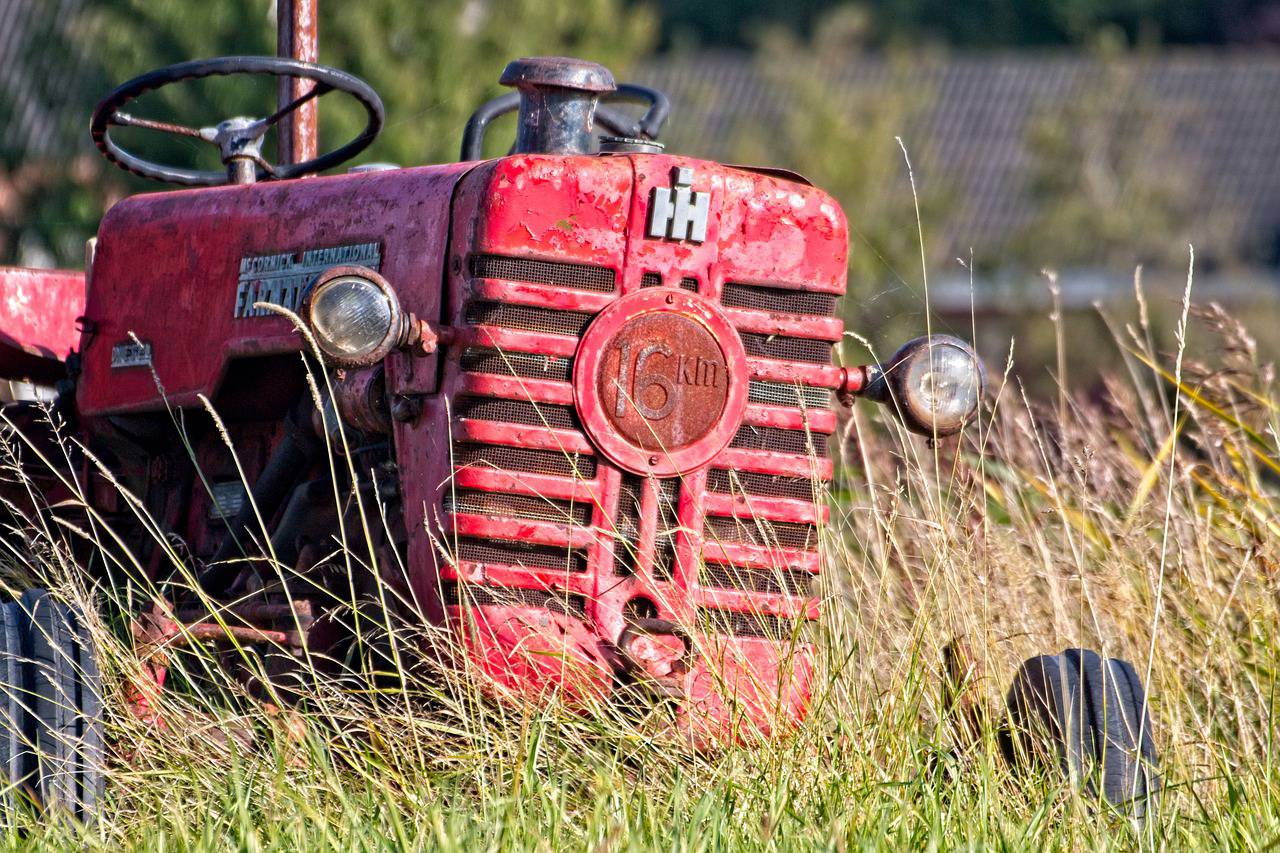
<box><xmin>309</xmin><ymin>276</ymin><xmax>395</xmax><ymax>361</ymax></box>
<box><xmin>902</xmin><ymin>341</ymin><xmax>981</xmax><ymax>432</ymax></box>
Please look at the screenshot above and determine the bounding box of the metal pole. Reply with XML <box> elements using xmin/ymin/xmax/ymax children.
<box><xmin>276</xmin><ymin>0</ymin><xmax>318</xmax><ymax>166</ymax></box>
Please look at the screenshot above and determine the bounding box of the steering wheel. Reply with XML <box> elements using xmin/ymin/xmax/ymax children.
<box><xmin>460</xmin><ymin>83</ymin><xmax>670</xmax><ymax>162</ymax></box>
<box><xmin>90</xmin><ymin>56</ymin><xmax>384</xmax><ymax>186</ymax></box>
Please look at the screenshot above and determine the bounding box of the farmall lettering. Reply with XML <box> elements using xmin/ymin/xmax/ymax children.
<box><xmin>647</xmin><ymin>167</ymin><xmax>710</xmax><ymax>244</ymax></box>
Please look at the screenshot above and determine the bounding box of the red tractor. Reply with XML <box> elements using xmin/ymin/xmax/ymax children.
<box><xmin>0</xmin><ymin>9</ymin><xmax>1156</xmax><ymax>823</ymax></box>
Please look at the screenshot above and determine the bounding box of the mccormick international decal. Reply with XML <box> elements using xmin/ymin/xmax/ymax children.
<box><xmin>233</xmin><ymin>242</ymin><xmax>382</xmax><ymax>318</ymax></box>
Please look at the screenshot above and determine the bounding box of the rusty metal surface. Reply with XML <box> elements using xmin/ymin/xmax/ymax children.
<box><xmin>277</xmin><ymin>0</ymin><xmax>319</xmax><ymax>166</ymax></box>
<box><xmin>401</xmin><ymin>151</ymin><xmax>848</xmax><ymax>739</ymax></box>
<box><xmin>574</xmin><ymin>288</ymin><xmax>747</xmax><ymax>476</ymax></box>
<box><xmin>500</xmin><ymin>57</ymin><xmax>615</xmax><ymax>156</ymax></box>
<box><xmin>0</xmin><ymin>266</ymin><xmax>85</xmax><ymax>382</ymax></box>
<box><xmin>79</xmin><ymin>163</ymin><xmax>471</xmax><ymax>416</ymax></box>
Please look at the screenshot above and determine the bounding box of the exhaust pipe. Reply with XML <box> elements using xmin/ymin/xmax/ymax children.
<box><xmin>500</xmin><ymin>56</ymin><xmax>616</xmax><ymax>155</ymax></box>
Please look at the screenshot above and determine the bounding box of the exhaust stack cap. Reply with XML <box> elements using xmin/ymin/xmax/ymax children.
<box><xmin>500</xmin><ymin>56</ymin><xmax>617</xmax><ymax>155</ymax></box>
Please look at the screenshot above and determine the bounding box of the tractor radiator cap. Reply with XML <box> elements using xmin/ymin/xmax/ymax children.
<box><xmin>499</xmin><ymin>57</ymin><xmax>616</xmax><ymax>94</ymax></box>
<box><xmin>500</xmin><ymin>57</ymin><xmax>617</xmax><ymax>156</ymax></box>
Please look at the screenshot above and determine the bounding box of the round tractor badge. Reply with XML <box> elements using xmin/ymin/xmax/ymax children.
<box><xmin>575</xmin><ymin>289</ymin><xmax>748</xmax><ymax>476</ymax></box>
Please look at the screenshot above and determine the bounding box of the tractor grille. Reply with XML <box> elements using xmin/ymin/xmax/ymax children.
<box><xmin>444</xmin><ymin>489</ymin><xmax>592</xmax><ymax>527</ymax></box>
<box><xmin>466</xmin><ymin>301</ymin><xmax>595</xmax><ymax>338</ymax></box>
<box><xmin>740</xmin><ymin>333</ymin><xmax>834</xmax><ymax>364</ymax></box>
<box><xmin>706</xmin><ymin>469</ymin><xmax>818</xmax><ymax>502</ymax></box>
<box><xmin>460</xmin><ymin>347</ymin><xmax>573</xmax><ymax>383</ymax></box>
<box><xmin>612</xmin><ymin>473</ymin><xmax>643</xmax><ymax>576</ymax></box>
<box><xmin>678</xmin><ymin>277</ymin><xmax>699</xmax><ymax>292</ymax></box>
<box><xmin>455</xmin><ymin>397</ymin><xmax>581</xmax><ymax>431</ymax></box>
<box><xmin>453</xmin><ymin>443</ymin><xmax>596</xmax><ymax>479</ymax></box>
<box><xmin>700</xmin><ymin>563</ymin><xmax>816</xmax><ymax>597</ymax></box>
<box><xmin>722</xmin><ymin>282</ymin><xmax>837</xmax><ymax>317</ymax></box>
<box><xmin>652</xmin><ymin>478</ymin><xmax>681</xmax><ymax>580</ymax></box>
<box><xmin>748</xmin><ymin>380</ymin><xmax>832</xmax><ymax>409</ymax></box>
<box><xmin>456</xmin><ymin>537</ymin><xmax>587</xmax><ymax>574</ymax></box>
<box><xmin>640</xmin><ymin>272</ymin><xmax>662</xmax><ymax>287</ymax></box>
<box><xmin>703</xmin><ymin>515</ymin><xmax>819</xmax><ymax>551</ymax></box>
<box><xmin>697</xmin><ymin>607</ymin><xmax>804</xmax><ymax>640</ymax></box>
<box><xmin>470</xmin><ymin>254</ymin><xmax>616</xmax><ymax>292</ymax></box>
<box><xmin>730</xmin><ymin>424</ymin><xmax>827</xmax><ymax>457</ymax></box>
<box><xmin>443</xmin><ymin>581</ymin><xmax>586</xmax><ymax>617</ymax></box>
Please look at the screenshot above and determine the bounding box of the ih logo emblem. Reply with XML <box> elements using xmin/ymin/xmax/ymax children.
<box><xmin>647</xmin><ymin>167</ymin><xmax>709</xmax><ymax>244</ymax></box>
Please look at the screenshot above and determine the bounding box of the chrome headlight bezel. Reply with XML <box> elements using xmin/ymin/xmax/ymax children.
<box><xmin>868</xmin><ymin>334</ymin><xmax>985</xmax><ymax>437</ymax></box>
<box><xmin>301</xmin><ymin>265</ymin><xmax>406</xmax><ymax>368</ymax></box>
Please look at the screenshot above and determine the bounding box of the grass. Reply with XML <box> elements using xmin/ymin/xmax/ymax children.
<box><xmin>0</xmin><ymin>277</ymin><xmax>1277</xmax><ymax>851</ymax></box>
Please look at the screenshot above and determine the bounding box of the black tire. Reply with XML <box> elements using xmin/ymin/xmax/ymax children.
<box><xmin>0</xmin><ymin>601</ymin><xmax>34</xmax><ymax>815</ymax></box>
<box><xmin>1005</xmin><ymin>648</ymin><xmax>1158</xmax><ymax>819</ymax></box>
<box><xmin>10</xmin><ymin>590</ymin><xmax>104</xmax><ymax>822</ymax></box>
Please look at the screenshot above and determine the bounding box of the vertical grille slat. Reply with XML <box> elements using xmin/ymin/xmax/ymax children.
<box><xmin>470</xmin><ymin>254</ymin><xmax>616</xmax><ymax>292</ymax></box>
<box><xmin>653</xmin><ymin>478</ymin><xmax>680</xmax><ymax>580</ymax></box>
<box><xmin>612</xmin><ymin>473</ymin><xmax>644</xmax><ymax>576</ymax></box>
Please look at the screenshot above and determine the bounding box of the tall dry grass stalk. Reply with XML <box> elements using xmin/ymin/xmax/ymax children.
<box><xmin>0</xmin><ymin>278</ymin><xmax>1275</xmax><ymax>848</ymax></box>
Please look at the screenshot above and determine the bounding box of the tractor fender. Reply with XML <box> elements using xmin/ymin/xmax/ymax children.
<box><xmin>0</xmin><ymin>267</ymin><xmax>85</xmax><ymax>384</ymax></box>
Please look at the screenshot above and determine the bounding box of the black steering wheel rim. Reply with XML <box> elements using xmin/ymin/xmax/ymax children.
<box><xmin>90</xmin><ymin>56</ymin><xmax>385</xmax><ymax>186</ymax></box>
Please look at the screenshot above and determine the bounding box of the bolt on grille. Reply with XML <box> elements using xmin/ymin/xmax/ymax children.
<box><xmin>455</xmin><ymin>537</ymin><xmax>587</xmax><ymax>573</ymax></box>
<box><xmin>612</xmin><ymin>473</ymin><xmax>643</xmax><ymax>575</ymax></box>
<box><xmin>748</xmin><ymin>380</ymin><xmax>833</xmax><ymax>409</ymax></box>
<box><xmin>444</xmin><ymin>489</ymin><xmax>592</xmax><ymax>526</ymax></box>
<box><xmin>470</xmin><ymin>254</ymin><xmax>616</xmax><ymax>293</ymax></box>
<box><xmin>442</xmin><ymin>581</ymin><xmax>586</xmax><ymax>617</ymax></box>
<box><xmin>653</xmin><ymin>478</ymin><xmax>681</xmax><ymax>580</ymax></box>
<box><xmin>740</xmin><ymin>333</ymin><xmax>834</xmax><ymax>365</ymax></box>
<box><xmin>722</xmin><ymin>282</ymin><xmax>838</xmax><ymax>317</ymax></box>
<box><xmin>454</xmin><ymin>443</ymin><xmax>597</xmax><ymax>479</ymax></box>
<box><xmin>703</xmin><ymin>515</ymin><xmax>819</xmax><ymax>551</ymax></box>
<box><xmin>730</xmin><ymin>424</ymin><xmax>828</xmax><ymax>457</ymax></box>
<box><xmin>696</xmin><ymin>607</ymin><xmax>808</xmax><ymax>639</ymax></box>
<box><xmin>465</xmin><ymin>301</ymin><xmax>595</xmax><ymax>338</ymax></box>
<box><xmin>700</xmin><ymin>563</ymin><xmax>816</xmax><ymax>597</ymax></box>
<box><xmin>455</xmin><ymin>397</ymin><xmax>581</xmax><ymax>431</ymax></box>
<box><xmin>706</xmin><ymin>469</ymin><xmax>818</xmax><ymax>502</ymax></box>
<box><xmin>460</xmin><ymin>348</ymin><xmax>573</xmax><ymax>383</ymax></box>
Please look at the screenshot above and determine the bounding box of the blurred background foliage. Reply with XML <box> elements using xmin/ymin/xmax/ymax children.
<box><xmin>1</xmin><ymin>0</ymin><xmax>1278</xmax><ymax>383</ymax></box>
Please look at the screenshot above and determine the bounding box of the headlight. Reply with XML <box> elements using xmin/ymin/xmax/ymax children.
<box><xmin>301</xmin><ymin>266</ymin><xmax>405</xmax><ymax>368</ymax></box>
<box><xmin>869</xmin><ymin>335</ymin><xmax>984</xmax><ymax>437</ymax></box>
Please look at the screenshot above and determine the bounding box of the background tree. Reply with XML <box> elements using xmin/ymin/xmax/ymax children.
<box><xmin>1</xmin><ymin>0</ymin><xmax>655</xmax><ymax>266</ymax></box>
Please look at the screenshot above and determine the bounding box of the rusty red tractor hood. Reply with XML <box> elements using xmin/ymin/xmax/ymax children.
<box><xmin>0</xmin><ymin>50</ymin><xmax>984</xmax><ymax>745</ymax></box>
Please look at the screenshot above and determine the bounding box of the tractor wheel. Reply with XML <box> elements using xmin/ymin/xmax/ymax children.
<box><xmin>1004</xmin><ymin>648</ymin><xmax>1158</xmax><ymax>819</ymax></box>
<box><xmin>0</xmin><ymin>590</ymin><xmax>105</xmax><ymax>822</ymax></box>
